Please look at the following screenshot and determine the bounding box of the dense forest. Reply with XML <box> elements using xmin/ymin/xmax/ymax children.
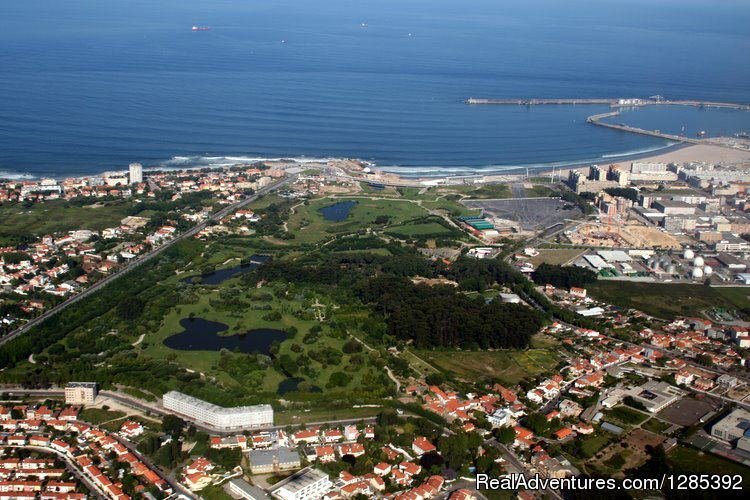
<box><xmin>249</xmin><ymin>251</ymin><xmax>546</xmax><ymax>349</ymax></box>
<box><xmin>532</xmin><ymin>263</ymin><xmax>597</xmax><ymax>288</ymax></box>
<box><xmin>357</xmin><ymin>276</ymin><xmax>544</xmax><ymax>349</ymax></box>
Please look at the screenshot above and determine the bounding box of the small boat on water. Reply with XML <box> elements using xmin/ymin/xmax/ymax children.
<box><xmin>192</xmin><ymin>26</ymin><xmax>211</xmax><ymax>31</ymax></box>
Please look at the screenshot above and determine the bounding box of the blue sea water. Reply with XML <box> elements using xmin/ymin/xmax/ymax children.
<box><xmin>1</xmin><ymin>0</ymin><xmax>749</xmax><ymax>178</ymax></box>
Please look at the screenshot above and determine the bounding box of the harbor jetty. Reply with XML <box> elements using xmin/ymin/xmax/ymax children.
<box><xmin>466</xmin><ymin>98</ymin><xmax>618</xmax><ymax>105</ymax></box>
<box><xmin>465</xmin><ymin>97</ymin><xmax>750</xmax><ymax>110</ymax></box>
<box><xmin>466</xmin><ymin>97</ymin><xmax>750</xmax><ymax>148</ymax></box>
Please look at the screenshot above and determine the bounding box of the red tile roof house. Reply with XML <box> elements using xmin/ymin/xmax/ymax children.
<box><xmin>315</xmin><ymin>445</ymin><xmax>336</xmax><ymax>463</ymax></box>
<box><xmin>340</xmin><ymin>481</ymin><xmax>371</xmax><ymax>498</ymax></box>
<box><xmin>339</xmin><ymin>443</ymin><xmax>365</xmax><ymax>458</ymax></box>
<box><xmin>399</xmin><ymin>461</ymin><xmax>422</xmax><ymax>477</ymax></box>
<box><xmin>390</xmin><ymin>468</ymin><xmax>411</xmax><ymax>487</ymax></box>
<box><xmin>374</xmin><ymin>462</ymin><xmax>392</xmax><ymax>476</ymax></box>
<box><xmin>412</xmin><ymin>437</ymin><xmax>437</xmax><ymax>456</ymax></box>
<box><xmin>323</xmin><ymin>429</ymin><xmax>344</xmax><ymax>443</ymax></box>
<box><xmin>513</xmin><ymin>427</ymin><xmax>535</xmax><ymax>449</ymax></box>
<box><xmin>185</xmin><ymin>457</ymin><xmax>214</xmax><ymax>475</ymax></box>
<box><xmin>119</xmin><ymin>421</ymin><xmax>144</xmax><ymax>438</ymax></box>
<box><xmin>554</xmin><ymin>427</ymin><xmax>575</xmax><ymax>441</ymax></box>
<box><xmin>292</xmin><ymin>429</ymin><xmax>319</xmax><ymax>445</ymax></box>
<box><xmin>338</xmin><ymin>471</ymin><xmax>358</xmax><ymax>485</ymax></box>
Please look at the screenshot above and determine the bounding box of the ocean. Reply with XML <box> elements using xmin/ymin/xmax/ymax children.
<box><xmin>1</xmin><ymin>0</ymin><xmax>749</xmax><ymax>178</ymax></box>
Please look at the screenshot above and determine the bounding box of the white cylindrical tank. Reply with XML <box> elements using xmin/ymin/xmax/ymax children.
<box><xmin>704</xmin><ymin>266</ymin><xmax>713</xmax><ymax>276</ymax></box>
<box><xmin>692</xmin><ymin>267</ymin><xmax>704</xmax><ymax>279</ymax></box>
<box><xmin>693</xmin><ymin>256</ymin><xmax>705</xmax><ymax>268</ymax></box>
<box><xmin>683</xmin><ymin>249</ymin><xmax>695</xmax><ymax>260</ymax></box>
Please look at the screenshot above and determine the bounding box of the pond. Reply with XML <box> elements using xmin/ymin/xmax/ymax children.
<box><xmin>277</xmin><ymin>377</ymin><xmax>322</xmax><ymax>396</ymax></box>
<box><xmin>163</xmin><ymin>317</ymin><xmax>287</xmax><ymax>355</ymax></box>
<box><xmin>320</xmin><ymin>200</ymin><xmax>357</xmax><ymax>222</ymax></box>
<box><xmin>183</xmin><ymin>254</ymin><xmax>270</xmax><ymax>285</ymax></box>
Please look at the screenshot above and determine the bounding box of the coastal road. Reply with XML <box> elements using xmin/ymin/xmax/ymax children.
<box><xmin>0</xmin><ymin>175</ymin><xmax>293</xmax><ymax>348</ymax></box>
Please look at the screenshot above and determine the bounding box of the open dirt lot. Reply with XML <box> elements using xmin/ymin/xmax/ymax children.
<box><xmin>567</xmin><ymin>221</ymin><xmax>681</xmax><ymax>249</ymax></box>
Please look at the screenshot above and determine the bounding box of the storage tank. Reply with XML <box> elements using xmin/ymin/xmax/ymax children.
<box><xmin>665</xmin><ymin>264</ymin><xmax>676</xmax><ymax>274</ymax></box>
<box><xmin>693</xmin><ymin>256</ymin><xmax>705</xmax><ymax>268</ymax></box>
<box><xmin>683</xmin><ymin>248</ymin><xmax>695</xmax><ymax>260</ymax></box>
<box><xmin>704</xmin><ymin>265</ymin><xmax>713</xmax><ymax>276</ymax></box>
<box><xmin>692</xmin><ymin>267</ymin><xmax>704</xmax><ymax>279</ymax></box>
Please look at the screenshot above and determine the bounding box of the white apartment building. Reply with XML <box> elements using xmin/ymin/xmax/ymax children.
<box><xmin>269</xmin><ymin>467</ymin><xmax>332</xmax><ymax>500</ymax></box>
<box><xmin>129</xmin><ymin>162</ymin><xmax>143</xmax><ymax>184</ymax></box>
<box><xmin>64</xmin><ymin>382</ymin><xmax>98</xmax><ymax>405</ymax></box>
<box><xmin>162</xmin><ymin>391</ymin><xmax>273</xmax><ymax>430</ymax></box>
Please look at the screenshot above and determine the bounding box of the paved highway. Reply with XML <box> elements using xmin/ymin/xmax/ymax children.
<box><xmin>0</xmin><ymin>175</ymin><xmax>293</xmax><ymax>348</ymax></box>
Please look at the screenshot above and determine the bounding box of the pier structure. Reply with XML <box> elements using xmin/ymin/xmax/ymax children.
<box><xmin>465</xmin><ymin>97</ymin><xmax>750</xmax><ymax>147</ymax></box>
<box><xmin>465</xmin><ymin>97</ymin><xmax>750</xmax><ymax>111</ymax></box>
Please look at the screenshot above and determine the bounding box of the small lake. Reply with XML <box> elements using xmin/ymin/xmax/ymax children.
<box><xmin>163</xmin><ymin>317</ymin><xmax>287</xmax><ymax>355</ymax></box>
<box><xmin>277</xmin><ymin>377</ymin><xmax>323</xmax><ymax>396</ymax></box>
<box><xmin>320</xmin><ymin>200</ymin><xmax>358</xmax><ymax>222</ymax></box>
<box><xmin>183</xmin><ymin>254</ymin><xmax>270</xmax><ymax>285</ymax></box>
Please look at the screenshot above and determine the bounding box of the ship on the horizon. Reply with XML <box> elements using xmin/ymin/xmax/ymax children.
<box><xmin>191</xmin><ymin>26</ymin><xmax>211</xmax><ymax>31</ymax></box>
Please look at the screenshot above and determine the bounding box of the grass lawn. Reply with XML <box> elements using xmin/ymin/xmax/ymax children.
<box><xmin>0</xmin><ymin>199</ymin><xmax>137</xmax><ymax>243</ymax></box>
<box><xmin>143</xmin><ymin>285</ymin><xmax>385</xmax><ymax>399</ymax></box>
<box><xmin>669</xmin><ymin>445</ymin><xmax>750</xmax><ymax>483</ymax></box>
<box><xmin>588</xmin><ymin>281</ymin><xmax>750</xmax><ymax>320</ymax></box>
<box><xmin>79</xmin><ymin>408</ymin><xmax>127</xmax><ymax>425</ymax></box>
<box><xmin>197</xmin><ymin>484</ymin><xmax>234</xmax><ymax>500</ymax></box>
<box><xmin>525</xmin><ymin>185</ymin><xmax>557</xmax><ymax>197</ymax></box>
<box><xmin>275</xmin><ymin>406</ymin><xmax>381</xmax><ymax>426</ymax></box>
<box><xmin>641</xmin><ymin>418</ymin><xmax>671</xmax><ymax>434</ymax></box>
<box><xmin>605</xmin><ymin>406</ymin><xmax>649</xmax><ymax>426</ymax></box>
<box><xmin>401</xmin><ymin>350</ymin><xmax>440</xmax><ymax>375</ymax></box>
<box><xmin>580</xmin><ymin>433</ymin><xmax>612</xmax><ymax>458</ymax></box>
<box><xmin>142</xmin><ymin>290</ymin><xmax>313</xmax><ymax>390</ymax></box>
<box><xmin>286</xmin><ymin>197</ymin><xmax>429</xmax><ymax>245</ymax></box>
<box><xmin>385</xmin><ymin>220</ymin><xmax>458</xmax><ymax>239</ymax></box>
<box><xmin>416</xmin><ymin>343</ymin><xmax>560</xmax><ymax>385</ymax></box>
<box><xmin>527</xmin><ymin>248</ymin><xmax>586</xmax><ymax>267</ymax></box>
<box><xmin>444</xmin><ymin>184</ymin><xmax>512</xmax><ymax>199</ymax></box>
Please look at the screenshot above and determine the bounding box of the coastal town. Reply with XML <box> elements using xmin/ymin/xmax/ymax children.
<box><xmin>4</xmin><ymin>0</ymin><xmax>750</xmax><ymax>497</ymax></box>
<box><xmin>1</xmin><ymin>140</ymin><xmax>750</xmax><ymax>500</ymax></box>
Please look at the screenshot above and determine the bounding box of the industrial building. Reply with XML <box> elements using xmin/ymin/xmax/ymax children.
<box><xmin>268</xmin><ymin>467</ymin><xmax>332</xmax><ymax>500</ymax></box>
<box><xmin>249</xmin><ymin>448</ymin><xmax>301</xmax><ymax>475</ymax></box>
<box><xmin>711</xmin><ymin>408</ymin><xmax>750</xmax><ymax>444</ymax></box>
<box><xmin>162</xmin><ymin>391</ymin><xmax>273</xmax><ymax>431</ymax></box>
<box><xmin>626</xmin><ymin>381</ymin><xmax>684</xmax><ymax>413</ymax></box>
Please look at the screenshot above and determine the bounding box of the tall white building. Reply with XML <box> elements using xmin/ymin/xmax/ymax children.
<box><xmin>129</xmin><ymin>162</ymin><xmax>143</xmax><ymax>184</ymax></box>
<box><xmin>65</xmin><ymin>382</ymin><xmax>98</xmax><ymax>405</ymax></box>
<box><xmin>162</xmin><ymin>391</ymin><xmax>273</xmax><ymax>430</ymax></box>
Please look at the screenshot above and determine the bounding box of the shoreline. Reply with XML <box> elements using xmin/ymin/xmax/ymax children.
<box><xmin>2</xmin><ymin>142</ymin><xmax>749</xmax><ymax>186</ymax></box>
<box><xmin>0</xmin><ymin>143</ymin><xmax>688</xmax><ymax>182</ymax></box>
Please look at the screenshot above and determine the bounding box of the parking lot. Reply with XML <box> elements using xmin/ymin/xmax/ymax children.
<box><xmin>657</xmin><ymin>396</ymin><xmax>720</xmax><ymax>427</ymax></box>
